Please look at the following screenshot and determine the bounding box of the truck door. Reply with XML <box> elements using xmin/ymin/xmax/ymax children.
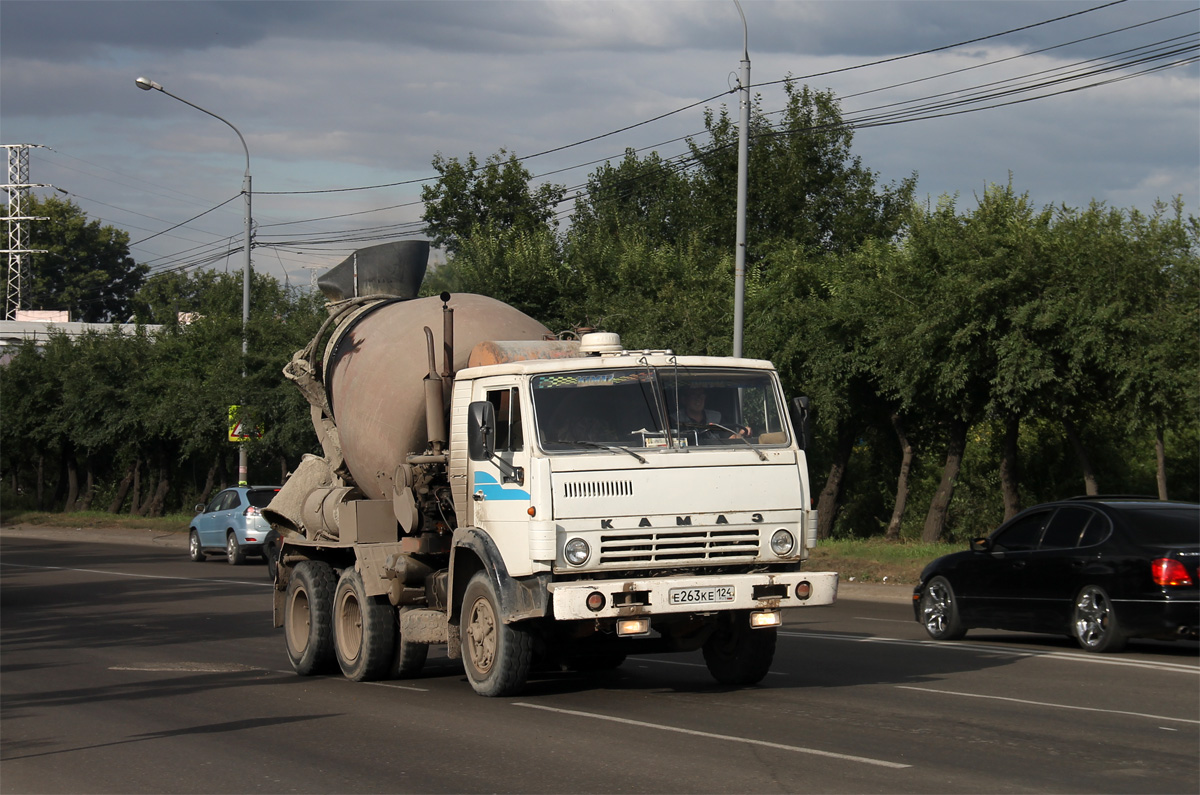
<box><xmin>469</xmin><ymin>382</ymin><xmax>533</xmax><ymax>560</ymax></box>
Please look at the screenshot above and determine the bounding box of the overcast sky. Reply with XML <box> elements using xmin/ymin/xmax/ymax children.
<box><xmin>2</xmin><ymin>0</ymin><xmax>1197</xmax><ymax>287</ymax></box>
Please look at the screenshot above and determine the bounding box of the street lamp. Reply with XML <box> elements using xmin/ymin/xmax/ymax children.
<box><xmin>136</xmin><ymin>76</ymin><xmax>253</xmax><ymax>486</ymax></box>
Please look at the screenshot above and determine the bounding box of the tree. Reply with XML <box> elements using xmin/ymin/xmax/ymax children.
<box><xmin>688</xmin><ymin>80</ymin><xmax>916</xmax><ymax>258</ymax></box>
<box><xmin>12</xmin><ymin>195</ymin><xmax>149</xmax><ymax>322</ymax></box>
<box><xmin>421</xmin><ymin>150</ymin><xmax>566</xmax><ymax>256</ymax></box>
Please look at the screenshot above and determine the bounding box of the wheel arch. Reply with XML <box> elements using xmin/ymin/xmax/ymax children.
<box><xmin>448</xmin><ymin>527</ymin><xmax>551</xmax><ymax>627</ymax></box>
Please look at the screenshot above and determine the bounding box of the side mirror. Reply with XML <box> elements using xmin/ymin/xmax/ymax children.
<box><xmin>790</xmin><ymin>396</ymin><xmax>811</xmax><ymax>450</ymax></box>
<box><xmin>467</xmin><ymin>401</ymin><xmax>496</xmax><ymax>462</ymax></box>
<box><xmin>969</xmin><ymin>537</ymin><xmax>991</xmax><ymax>553</ymax></box>
<box><xmin>194</xmin><ymin>503</ymin><xmax>206</xmax><ymax>514</ymax></box>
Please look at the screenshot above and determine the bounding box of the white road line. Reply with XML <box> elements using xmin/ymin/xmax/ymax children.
<box><xmin>361</xmin><ymin>680</ymin><xmax>430</xmax><ymax>692</ymax></box>
<box><xmin>782</xmin><ymin>630</ymin><xmax>1199</xmax><ymax>674</ymax></box>
<box><xmin>895</xmin><ymin>685</ymin><xmax>1200</xmax><ymax>725</ymax></box>
<box><xmin>513</xmin><ymin>702</ymin><xmax>911</xmax><ymax>769</ymax></box>
<box><xmin>0</xmin><ymin>561</ymin><xmax>271</xmax><ymax>588</ymax></box>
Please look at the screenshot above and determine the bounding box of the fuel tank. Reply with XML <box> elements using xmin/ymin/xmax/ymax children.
<box><xmin>324</xmin><ymin>293</ymin><xmax>550</xmax><ymax>500</ymax></box>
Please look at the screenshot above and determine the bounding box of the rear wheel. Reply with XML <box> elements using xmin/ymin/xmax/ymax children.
<box><xmin>284</xmin><ymin>560</ymin><xmax>337</xmax><ymax>675</ymax></box>
<box><xmin>188</xmin><ymin>530</ymin><xmax>206</xmax><ymax>562</ymax></box>
<box><xmin>1073</xmin><ymin>585</ymin><xmax>1127</xmax><ymax>653</ymax></box>
<box><xmin>333</xmin><ymin>569</ymin><xmax>397</xmax><ymax>681</ymax></box>
<box><xmin>263</xmin><ymin>535</ymin><xmax>279</xmax><ymax>581</ymax></box>
<box><xmin>461</xmin><ymin>571</ymin><xmax>532</xmax><ymax>697</ymax></box>
<box><xmin>392</xmin><ymin>608</ymin><xmax>429</xmax><ymax>679</ymax></box>
<box><xmin>226</xmin><ymin>531</ymin><xmax>246</xmax><ymax>565</ymax></box>
<box><xmin>920</xmin><ymin>576</ymin><xmax>967</xmax><ymax>641</ymax></box>
<box><xmin>702</xmin><ymin>611</ymin><xmax>776</xmax><ymax>686</ymax></box>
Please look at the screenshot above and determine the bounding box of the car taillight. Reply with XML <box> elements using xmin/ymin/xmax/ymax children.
<box><xmin>1152</xmin><ymin>558</ymin><xmax>1194</xmax><ymax>587</ymax></box>
<box><xmin>244</xmin><ymin>506</ymin><xmax>260</xmax><ymax>517</ymax></box>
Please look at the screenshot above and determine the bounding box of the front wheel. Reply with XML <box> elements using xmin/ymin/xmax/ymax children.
<box><xmin>920</xmin><ymin>576</ymin><xmax>967</xmax><ymax>641</ymax></box>
<box><xmin>226</xmin><ymin>532</ymin><xmax>246</xmax><ymax>565</ymax></box>
<box><xmin>460</xmin><ymin>571</ymin><xmax>532</xmax><ymax>697</ymax></box>
<box><xmin>188</xmin><ymin>530</ymin><xmax>206</xmax><ymax>563</ymax></box>
<box><xmin>702</xmin><ymin>611</ymin><xmax>776</xmax><ymax>686</ymax></box>
<box><xmin>1073</xmin><ymin>585</ymin><xmax>1127</xmax><ymax>653</ymax></box>
<box><xmin>284</xmin><ymin>560</ymin><xmax>337</xmax><ymax>675</ymax></box>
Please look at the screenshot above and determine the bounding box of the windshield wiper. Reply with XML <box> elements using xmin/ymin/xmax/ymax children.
<box><xmin>705</xmin><ymin>423</ymin><xmax>768</xmax><ymax>461</ymax></box>
<box><xmin>567</xmin><ymin>440</ymin><xmax>647</xmax><ymax>464</ymax></box>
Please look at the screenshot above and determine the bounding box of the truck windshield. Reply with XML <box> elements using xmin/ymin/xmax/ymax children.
<box><xmin>532</xmin><ymin>368</ymin><xmax>789</xmax><ymax>452</ymax></box>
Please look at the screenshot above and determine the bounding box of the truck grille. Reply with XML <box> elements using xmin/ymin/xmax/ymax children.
<box><xmin>599</xmin><ymin>527</ymin><xmax>760</xmax><ymax>564</ymax></box>
<box><xmin>562</xmin><ymin>479</ymin><xmax>634</xmax><ymax>499</ymax></box>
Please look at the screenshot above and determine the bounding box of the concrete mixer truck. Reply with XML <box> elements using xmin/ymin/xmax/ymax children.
<box><xmin>267</xmin><ymin>240</ymin><xmax>837</xmax><ymax>697</ymax></box>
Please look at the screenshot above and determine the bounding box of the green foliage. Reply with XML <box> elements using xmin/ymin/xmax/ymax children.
<box><xmin>7</xmin><ymin>195</ymin><xmax>149</xmax><ymax>322</ymax></box>
<box><xmin>1</xmin><ymin>268</ymin><xmax>324</xmax><ymax>515</ymax></box>
<box><xmin>420</xmin><ymin>149</ymin><xmax>566</xmax><ymax>256</ymax></box>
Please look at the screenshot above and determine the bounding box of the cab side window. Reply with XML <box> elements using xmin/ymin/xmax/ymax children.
<box><xmin>487</xmin><ymin>388</ymin><xmax>523</xmax><ymax>452</ymax></box>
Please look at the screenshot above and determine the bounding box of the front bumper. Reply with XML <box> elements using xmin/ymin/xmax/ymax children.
<box><xmin>549</xmin><ymin>570</ymin><xmax>838</xmax><ymax>621</ymax></box>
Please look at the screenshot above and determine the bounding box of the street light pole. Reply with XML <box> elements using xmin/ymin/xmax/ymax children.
<box><xmin>732</xmin><ymin>1</ymin><xmax>750</xmax><ymax>359</ymax></box>
<box><xmin>136</xmin><ymin>76</ymin><xmax>253</xmax><ymax>486</ymax></box>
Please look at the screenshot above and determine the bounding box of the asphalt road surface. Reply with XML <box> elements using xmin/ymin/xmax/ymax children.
<box><xmin>2</xmin><ymin>526</ymin><xmax>1197</xmax><ymax>794</ymax></box>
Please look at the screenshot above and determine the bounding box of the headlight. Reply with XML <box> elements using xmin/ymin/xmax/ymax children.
<box><xmin>564</xmin><ymin>537</ymin><xmax>591</xmax><ymax>566</ymax></box>
<box><xmin>770</xmin><ymin>528</ymin><xmax>795</xmax><ymax>556</ymax></box>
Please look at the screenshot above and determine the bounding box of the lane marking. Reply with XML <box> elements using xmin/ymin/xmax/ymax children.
<box><xmin>362</xmin><ymin>680</ymin><xmax>430</xmax><ymax>692</ymax></box>
<box><xmin>895</xmin><ymin>685</ymin><xmax>1200</xmax><ymax>725</ymax></box>
<box><xmin>0</xmin><ymin>561</ymin><xmax>271</xmax><ymax>588</ymax></box>
<box><xmin>782</xmin><ymin>631</ymin><xmax>1199</xmax><ymax>675</ymax></box>
<box><xmin>513</xmin><ymin>702</ymin><xmax>910</xmax><ymax>769</ymax></box>
<box><xmin>110</xmin><ymin>663</ymin><xmax>265</xmax><ymax>673</ymax></box>
<box><xmin>627</xmin><ymin>656</ymin><xmax>786</xmax><ymax>676</ymax></box>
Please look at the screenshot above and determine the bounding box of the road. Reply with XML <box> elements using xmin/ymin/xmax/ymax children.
<box><xmin>2</xmin><ymin>526</ymin><xmax>1197</xmax><ymax>794</ymax></box>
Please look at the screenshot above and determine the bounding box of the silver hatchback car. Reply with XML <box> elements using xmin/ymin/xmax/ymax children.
<box><xmin>189</xmin><ymin>486</ymin><xmax>280</xmax><ymax>565</ymax></box>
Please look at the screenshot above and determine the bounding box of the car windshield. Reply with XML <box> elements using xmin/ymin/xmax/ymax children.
<box><xmin>531</xmin><ymin>367</ymin><xmax>788</xmax><ymax>452</ymax></box>
<box><xmin>1118</xmin><ymin>504</ymin><xmax>1200</xmax><ymax>545</ymax></box>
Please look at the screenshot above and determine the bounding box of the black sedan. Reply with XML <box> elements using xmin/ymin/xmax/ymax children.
<box><xmin>913</xmin><ymin>498</ymin><xmax>1199</xmax><ymax>652</ymax></box>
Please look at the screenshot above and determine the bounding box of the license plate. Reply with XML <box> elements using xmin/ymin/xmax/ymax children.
<box><xmin>668</xmin><ymin>586</ymin><xmax>735</xmax><ymax>605</ymax></box>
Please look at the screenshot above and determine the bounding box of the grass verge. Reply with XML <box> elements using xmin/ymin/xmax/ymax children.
<box><xmin>807</xmin><ymin>537</ymin><xmax>961</xmax><ymax>585</ymax></box>
<box><xmin>0</xmin><ymin>509</ymin><xmax>191</xmax><ymax>534</ymax></box>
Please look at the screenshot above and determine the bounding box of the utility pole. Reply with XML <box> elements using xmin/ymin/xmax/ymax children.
<box><xmin>732</xmin><ymin>1</ymin><xmax>750</xmax><ymax>358</ymax></box>
<box><xmin>3</xmin><ymin>144</ymin><xmax>50</xmax><ymax>320</ymax></box>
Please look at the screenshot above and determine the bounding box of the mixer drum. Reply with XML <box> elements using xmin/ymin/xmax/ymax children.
<box><xmin>324</xmin><ymin>293</ymin><xmax>551</xmax><ymax>501</ymax></box>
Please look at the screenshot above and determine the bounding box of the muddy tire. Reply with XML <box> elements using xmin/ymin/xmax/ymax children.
<box><xmin>284</xmin><ymin>560</ymin><xmax>337</xmax><ymax>675</ymax></box>
<box><xmin>188</xmin><ymin>530</ymin><xmax>206</xmax><ymax>562</ymax></box>
<box><xmin>332</xmin><ymin>568</ymin><xmax>397</xmax><ymax>681</ymax></box>
<box><xmin>702</xmin><ymin>611</ymin><xmax>776</xmax><ymax>686</ymax></box>
<box><xmin>393</xmin><ymin>637</ymin><xmax>429</xmax><ymax>679</ymax></box>
<box><xmin>461</xmin><ymin>571</ymin><xmax>532</xmax><ymax>697</ymax></box>
<box><xmin>263</xmin><ymin>535</ymin><xmax>279</xmax><ymax>581</ymax></box>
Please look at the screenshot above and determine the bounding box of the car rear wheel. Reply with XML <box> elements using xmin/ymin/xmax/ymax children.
<box><xmin>920</xmin><ymin>576</ymin><xmax>967</xmax><ymax>641</ymax></box>
<box><xmin>1073</xmin><ymin>585</ymin><xmax>1127</xmax><ymax>653</ymax></box>
<box><xmin>188</xmin><ymin>530</ymin><xmax>206</xmax><ymax>562</ymax></box>
<box><xmin>284</xmin><ymin>560</ymin><xmax>337</xmax><ymax>675</ymax></box>
<box><xmin>226</xmin><ymin>531</ymin><xmax>246</xmax><ymax>565</ymax></box>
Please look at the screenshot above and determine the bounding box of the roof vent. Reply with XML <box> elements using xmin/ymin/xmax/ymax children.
<box><xmin>578</xmin><ymin>332</ymin><xmax>623</xmax><ymax>354</ymax></box>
